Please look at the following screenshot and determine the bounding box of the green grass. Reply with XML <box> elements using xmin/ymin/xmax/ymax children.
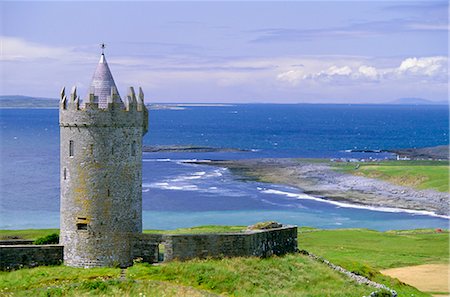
<box><xmin>300</xmin><ymin>228</ymin><xmax>449</xmax><ymax>297</ymax></box>
<box><xmin>127</xmin><ymin>254</ymin><xmax>376</xmax><ymax>297</ymax></box>
<box><xmin>0</xmin><ymin>229</ymin><xmax>59</xmax><ymax>240</ymax></box>
<box><xmin>0</xmin><ymin>255</ymin><xmax>376</xmax><ymax>297</ymax></box>
<box><xmin>1</xmin><ymin>227</ymin><xmax>448</xmax><ymax>296</ymax></box>
<box><xmin>299</xmin><ymin>228</ymin><xmax>449</xmax><ymax>269</ymax></box>
<box><xmin>332</xmin><ymin>160</ymin><xmax>449</xmax><ymax>192</ymax></box>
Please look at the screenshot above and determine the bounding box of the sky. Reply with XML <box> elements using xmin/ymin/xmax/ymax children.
<box><xmin>0</xmin><ymin>1</ymin><xmax>448</xmax><ymax>103</ymax></box>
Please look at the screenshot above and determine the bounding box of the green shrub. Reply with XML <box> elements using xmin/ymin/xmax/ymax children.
<box><xmin>34</xmin><ymin>233</ymin><xmax>59</xmax><ymax>245</ymax></box>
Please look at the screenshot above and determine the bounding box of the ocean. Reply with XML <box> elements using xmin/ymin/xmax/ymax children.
<box><xmin>0</xmin><ymin>104</ymin><xmax>448</xmax><ymax>230</ymax></box>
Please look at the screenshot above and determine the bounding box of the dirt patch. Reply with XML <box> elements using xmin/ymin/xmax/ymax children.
<box><xmin>381</xmin><ymin>264</ymin><xmax>449</xmax><ymax>295</ymax></box>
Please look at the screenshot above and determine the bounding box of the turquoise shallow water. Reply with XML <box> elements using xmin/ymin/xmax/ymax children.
<box><xmin>0</xmin><ymin>105</ymin><xmax>448</xmax><ymax>230</ymax></box>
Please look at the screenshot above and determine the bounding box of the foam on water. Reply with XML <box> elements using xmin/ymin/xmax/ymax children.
<box><xmin>260</xmin><ymin>188</ymin><xmax>450</xmax><ymax>219</ymax></box>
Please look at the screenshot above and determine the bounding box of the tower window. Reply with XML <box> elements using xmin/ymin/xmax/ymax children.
<box><xmin>63</xmin><ymin>168</ymin><xmax>67</xmax><ymax>180</ymax></box>
<box><xmin>76</xmin><ymin>217</ymin><xmax>88</xmax><ymax>230</ymax></box>
<box><xmin>76</xmin><ymin>223</ymin><xmax>88</xmax><ymax>230</ymax></box>
<box><xmin>131</xmin><ymin>141</ymin><xmax>136</xmax><ymax>156</ymax></box>
<box><xmin>69</xmin><ymin>140</ymin><xmax>74</xmax><ymax>157</ymax></box>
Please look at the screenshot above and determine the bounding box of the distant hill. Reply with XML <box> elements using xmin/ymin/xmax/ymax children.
<box><xmin>0</xmin><ymin>95</ymin><xmax>58</xmax><ymax>108</ymax></box>
<box><xmin>387</xmin><ymin>98</ymin><xmax>448</xmax><ymax>105</ymax></box>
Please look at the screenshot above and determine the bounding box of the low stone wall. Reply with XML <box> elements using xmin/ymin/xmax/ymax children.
<box><xmin>0</xmin><ymin>240</ymin><xmax>34</xmax><ymax>245</ymax></box>
<box><xmin>1</xmin><ymin>226</ymin><xmax>297</xmax><ymax>269</ymax></box>
<box><xmin>162</xmin><ymin>225</ymin><xmax>297</xmax><ymax>261</ymax></box>
<box><xmin>132</xmin><ymin>235</ymin><xmax>160</xmax><ymax>263</ymax></box>
<box><xmin>0</xmin><ymin>245</ymin><xmax>63</xmax><ymax>270</ymax></box>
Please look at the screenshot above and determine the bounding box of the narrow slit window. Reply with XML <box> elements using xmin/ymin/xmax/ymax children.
<box><xmin>111</xmin><ymin>146</ymin><xmax>114</xmax><ymax>155</ymax></box>
<box><xmin>131</xmin><ymin>141</ymin><xmax>136</xmax><ymax>156</ymax></box>
<box><xmin>63</xmin><ymin>168</ymin><xmax>67</xmax><ymax>180</ymax></box>
<box><xmin>107</xmin><ymin>189</ymin><xmax>110</xmax><ymax>197</ymax></box>
<box><xmin>69</xmin><ymin>140</ymin><xmax>74</xmax><ymax>157</ymax></box>
<box><xmin>90</xmin><ymin>144</ymin><xmax>94</xmax><ymax>155</ymax></box>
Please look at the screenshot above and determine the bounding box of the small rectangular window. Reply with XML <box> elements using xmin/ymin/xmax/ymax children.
<box><xmin>69</xmin><ymin>140</ymin><xmax>74</xmax><ymax>157</ymax></box>
<box><xmin>77</xmin><ymin>223</ymin><xmax>87</xmax><ymax>230</ymax></box>
<box><xmin>90</xmin><ymin>144</ymin><xmax>94</xmax><ymax>155</ymax></box>
<box><xmin>107</xmin><ymin>189</ymin><xmax>110</xmax><ymax>197</ymax></box>
<box><xmin>63</xmin><ymin>168</ymin><xmax>67</xmax><ymax>180</ymax></box>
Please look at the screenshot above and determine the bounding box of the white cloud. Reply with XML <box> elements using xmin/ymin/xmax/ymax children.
<box><xmin>0</xmin><ymin>36</ymin><xmax>93</xmax><ymax>63</ymax></box>
<box><xmin>324</xmin><ymin>65</ymin><xmax>352</xmax><ymax>76</ymax></box>
<box><xmin>277</xmin><ymin>56</ymin><xmax>447</xmax><ymax>85</ymax></box>
<box><xmin>396</xmin><ymin>56</ymin><xmax>446</xmax><ymax>76</ymax></box>
<box><xmin>357</xmin><ymin>65</ymin><xmax>378</xmax><ymax>79</ymax></box>
<box><xmin>276</xmin><ymin>70</ymin><xmax>303</xmax><ymax>85</ymax></box>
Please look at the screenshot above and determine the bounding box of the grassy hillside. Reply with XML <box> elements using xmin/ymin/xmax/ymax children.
<box><xmin>332</xmin><ymin>160</ymin><xmax>449</xmax><ymax>192</ymax></box>
<box><xmin>1</xmin><ymin>227</ymin><xmax>448</xmax><ymax>296</ymax></box>
<box><xmin>300</xmin><ymin>228</ymin><xmax>449</xmax><ymax>296</ymax></box>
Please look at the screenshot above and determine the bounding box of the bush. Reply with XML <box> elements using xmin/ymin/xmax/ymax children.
<box><xmin>34</xmin><ymin>233</ymin><xmax>59</xmax><ymax>245</ymax></box>
<box><xmin>247</xmin><ymin>221</ymin><xmax>282</xmax><ymax>230</ymax></box>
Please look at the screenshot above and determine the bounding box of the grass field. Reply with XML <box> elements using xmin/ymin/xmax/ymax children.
<box><xmin>1</xmin><ymin>227</ymin><xmax>448</xmax><ymax>296</ymax></box>
<box><xmin>332</xmin><ymin>160</ymin><xmax>449</xmax><ymax>192</ymax></box>
<box><xmin>0</xmin><ymin>229</ymin><xmax>59</xmax><ymax>240</ymax></box>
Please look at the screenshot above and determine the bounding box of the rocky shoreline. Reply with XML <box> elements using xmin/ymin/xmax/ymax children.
<box><xmin>193</xmin><ymin>158</ymin><xmax>449</xmax><ymax>217</ymax></box>
<box><xmin>143</xmin><ymin>145</ymin><xmax>249</xmax><ymax>153</ymax></box>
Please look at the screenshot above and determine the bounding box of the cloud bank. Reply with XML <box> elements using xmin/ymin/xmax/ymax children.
<box><xmin>1</xmin><ymin>37</ymin><xmax>448</xmax><ymax>103</ymax></box>
<box><xmin>277</xmin><ymin>56</ymin><xmax>448</xmax><ymax>85</ymax></box>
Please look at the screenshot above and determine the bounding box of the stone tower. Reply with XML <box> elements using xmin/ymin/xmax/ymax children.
<box><xmin>59</xmin><ymin>50</ymin><xmax>148</xmax><ymax>268</ymax></box>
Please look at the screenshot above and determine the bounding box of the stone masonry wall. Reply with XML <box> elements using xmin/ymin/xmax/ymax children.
<box><xmin>60</xmin><ymin>96</ymin><xmax>147</xmax><ymax>268</ymax></box>
<box><xmin>0</xmin><ymin>245</ymin><xmax>63</xmax><ymax>271</ymax></box>
<box><xmin>132</xmin><ymin>235</ymin><xmax>160</xmax><ymax>264</ymax></box>
<box><xmin>161</xmin><ymin>225</ymin><xmax>297</xmax><ymax>262</ymax></box>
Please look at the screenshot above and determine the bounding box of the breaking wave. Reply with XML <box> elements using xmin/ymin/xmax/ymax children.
<box><xmin>259</xmin><ymin>188</ymin><xmax>450</xmax><ymax>219</ymax></box>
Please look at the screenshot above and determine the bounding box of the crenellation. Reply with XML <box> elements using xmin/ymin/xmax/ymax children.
<box><xmin>137</xmin><ymin>87</ymin><xmax>144</xmax><ymax>111</ymax></box>
<box><xmin>68</xmin><ymin>86</ymin><xmax>80</xmax><ymax>110</ymax></box>
<box><xmin>60</xmin><ymin>87</ymin><xmax>67</xmax><ymax>109</ymax></box>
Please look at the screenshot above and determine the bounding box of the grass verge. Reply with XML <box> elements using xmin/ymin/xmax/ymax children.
<box><xmin>332</xmin><ymin>160</ymin><xmax>449</xmax><ymax>192</ymax></box>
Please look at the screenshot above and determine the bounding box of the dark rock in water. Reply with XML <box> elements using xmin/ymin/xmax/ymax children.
<box><xmin>388</xmin><ymin>145</ymin><xmax>449</xmax><ymax>160</ymax></box>
<box><xmin>142</xmin><ymin>145</ymin><xmax>248</xmax><ymax>153</ymax></box>
<box><xmin>345</xmin><ymin>149</ymin><xmax>383</xmax><ymax>153</ymax></box>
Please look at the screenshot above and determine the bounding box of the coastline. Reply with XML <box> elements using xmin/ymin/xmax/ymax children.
<box><xmin>193</xmin><ymin>158</ymin><xmax>449</xmax><ymax>217</ymax></box>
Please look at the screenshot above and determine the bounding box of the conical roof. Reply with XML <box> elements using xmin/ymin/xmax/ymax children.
<box><xmin>89</xmin><ymin>53</ymin><xmax>123</xmax><ymax>108</ymax></box>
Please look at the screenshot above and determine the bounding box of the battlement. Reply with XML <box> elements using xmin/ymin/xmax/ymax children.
<box><xmin>59</xmin><ymin>86</ymin><xmax>149</xmax><ymax>134</ymax></box>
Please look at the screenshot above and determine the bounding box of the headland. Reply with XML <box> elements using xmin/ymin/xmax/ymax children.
<box><xmin>192</xmin><ymin>157</ymin><xmax>449</xmax><ymax>217</ymax></box>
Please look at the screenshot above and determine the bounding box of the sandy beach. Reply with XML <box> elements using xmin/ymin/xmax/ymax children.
<box><xmin>194</xmin><ymin>158</ymin><xmax>449</xmax><ymax>217</ymax></box>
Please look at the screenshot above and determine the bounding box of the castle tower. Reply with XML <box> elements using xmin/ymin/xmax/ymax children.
<box><xmin>59</xmin><ymin>50</ymin><xmax>148</xmax><ymax>268</ymax></box>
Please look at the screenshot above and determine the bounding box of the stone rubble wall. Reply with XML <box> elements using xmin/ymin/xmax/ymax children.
<box><xmin>299</xmin><ymin>250</ymin><xmax>397</xmax><ymax>297</ymax></box>
<box><xmin>0</xmin><ymin>240</ymin><xmax>34</xmax><ymax>245</ymax></box>
<box><xmin>132</xmin><ymin>235</ymin><xmax>160</xmax><ymax>263</ymax></box>
<box><xmin>0</xmin><ymin>245</ymin><xmax>63</xmax><ymax>271</ymax></box>
<box><xmin>159</xmin><ymin>225</ymin><xmax>297</xmax><ymax>261</ymax></box>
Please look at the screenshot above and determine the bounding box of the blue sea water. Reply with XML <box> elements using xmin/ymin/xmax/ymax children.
<box><xmin>0</xmin><ymin>104</ymin><xmax>448</xmax><ymax>230</ymax></box>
